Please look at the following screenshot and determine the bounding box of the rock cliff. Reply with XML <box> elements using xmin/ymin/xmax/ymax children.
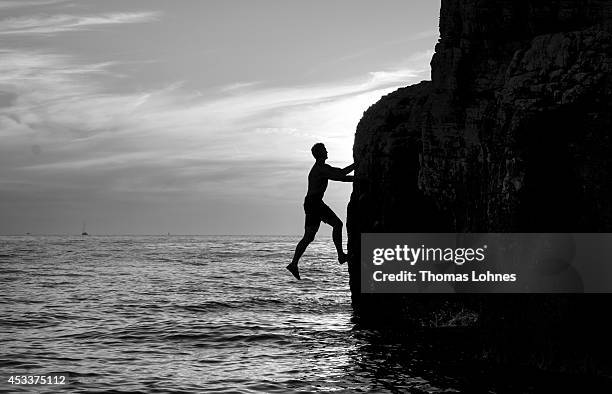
<box><xmin>348</xmin><ymin>0</ymin><xmax>611</xmax><ymax>299</ymax></box>
<box><xmin>347</xmin><ymin>0</ymin><xmax>612</xmax><ymax>370</ymax></box>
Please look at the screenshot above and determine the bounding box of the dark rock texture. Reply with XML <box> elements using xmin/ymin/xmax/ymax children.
<box><xmin>347</xmin><ymin>0</ymin><xmax>612</xmax><ymax>372</ymax></box>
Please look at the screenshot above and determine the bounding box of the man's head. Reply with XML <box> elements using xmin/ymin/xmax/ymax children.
<box><xmin>311</xmin><ymin>143</ymin><xmax>328</xmax><ymax>161</ymax></box>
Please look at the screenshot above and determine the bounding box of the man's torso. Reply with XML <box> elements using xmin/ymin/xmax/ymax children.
<box><xmin>306</xmin><ymin>162</ymin><xmax>329</xmax><ymax>200</ymax></box>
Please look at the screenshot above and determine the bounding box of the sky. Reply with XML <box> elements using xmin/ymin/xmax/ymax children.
<box><xmin>0</xmin><ymin>0</ymin><xmax>440</xmax><ymax>235</ymax></box>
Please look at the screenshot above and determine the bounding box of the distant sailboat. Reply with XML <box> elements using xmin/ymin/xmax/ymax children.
<box><xmin>81</xmin><ymin>222</ymin><xmax>89</xmax><ymax>236</ymax></box>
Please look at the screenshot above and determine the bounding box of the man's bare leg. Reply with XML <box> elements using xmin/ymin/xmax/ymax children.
<box><xmin>287</xmin><ymin>228</ymin><xmax>317</xmax><ymax>280</ymax></box>
<box><xmin>332</xmin><ymin>221</ymin><xmax>349</xmax><ymax>264</ymax></box>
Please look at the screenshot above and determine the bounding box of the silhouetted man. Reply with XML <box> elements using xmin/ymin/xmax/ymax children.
<box><xmin>286</xmin><ymin>143</ymin><xmax>354</xmax><ymax>280</ymax></box>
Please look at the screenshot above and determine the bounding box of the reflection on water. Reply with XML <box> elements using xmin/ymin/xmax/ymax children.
<box><xmin>1</xmin><ymin>236</ymin><xmax>610</xmax><ymax>393</ymax></box>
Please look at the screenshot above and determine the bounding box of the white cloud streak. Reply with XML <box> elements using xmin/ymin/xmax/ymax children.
<box><xmin>0</xmin><ymin>0</ymin><xmax>69</xmax><ymax>9</ymax></box>
<box><xmin>0</xmin><ymin>11</ymin><xmax>160</xmax><ymax>35</ymax></box>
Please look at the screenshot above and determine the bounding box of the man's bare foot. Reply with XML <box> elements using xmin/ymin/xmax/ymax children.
<box><xmin>338</xmin><ymin>253</ymin><xmax>349</xmax><ymax>265</ymax></box>
<box><xmin>286</xmin><ymin>263</ymin><xmax>301</xmax><ymax>280</ymax></box>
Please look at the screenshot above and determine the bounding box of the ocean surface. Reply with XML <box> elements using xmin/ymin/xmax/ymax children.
<box><xmin>1</xmin><ymin>235</ymin><xmax>609</xmax><ymax>393</ymax></box>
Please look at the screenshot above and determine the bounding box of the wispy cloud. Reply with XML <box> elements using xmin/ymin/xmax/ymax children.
<box><xmin>219</xmin><ymin>81</ymin><xmax>263</xmax><ymax>93</ymax></box>
<box><xmin>0</xmin><ymin>11</ymin><xmax>160</xmax><ymax>35</ymax></box>
<box><xmin>304</xmin><ymin>38</ymin><xmax>436</xmax><ymax>78</ymax></box>
<box><xmin>0</xmin><ymin>0</ymin><xmax>69</xmax><ymax>10</ymax></box>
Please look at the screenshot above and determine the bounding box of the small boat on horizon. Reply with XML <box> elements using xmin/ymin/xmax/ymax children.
<box><xmin>81</xmin><ymin>222</ymin><xmax>89</xmax><ymax>236</ymax></box>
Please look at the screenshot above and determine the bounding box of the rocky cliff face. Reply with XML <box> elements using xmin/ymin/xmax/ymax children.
<box><xmin>347</xmin><ymin>0</ymin><xmax>612</xmax><ymax>337</ymax></box>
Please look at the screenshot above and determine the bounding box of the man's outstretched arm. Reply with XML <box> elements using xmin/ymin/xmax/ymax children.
<box><xmin>340</xmin><ymin>163</ymin><xmax>355</xmax><ymax>175</ymax></box>
<box><xmin>323</xmin><ymin>163</ymin><xmax>355</xmax><ymax>181</ymax></box>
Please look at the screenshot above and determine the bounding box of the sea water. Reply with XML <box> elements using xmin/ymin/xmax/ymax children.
<box><xmin>1</xmin><ymin>235</ymin><xmax>609</xmax><ymax>393</ymax></box>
